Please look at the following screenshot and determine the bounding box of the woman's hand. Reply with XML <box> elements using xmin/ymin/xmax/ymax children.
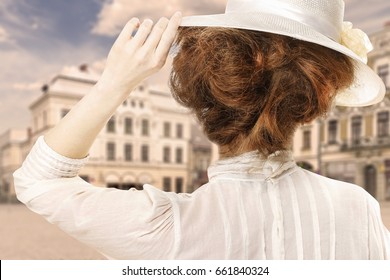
<box><xmin>96</xmin><ymin>12</ymin><xmax>182</xmax><ymax>96</ymax></box>
<box><xmin>44</xmin><ymin>12</ymin><xmax>182</xmax><ymax>159</ymax></box>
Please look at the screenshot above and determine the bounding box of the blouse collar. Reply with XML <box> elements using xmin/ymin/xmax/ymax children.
<box><xmin>207</xmin><ymin>150</ymin><xmax>297</xmax><ymax>182</ymax></box>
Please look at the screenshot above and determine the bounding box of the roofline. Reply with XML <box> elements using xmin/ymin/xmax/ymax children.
<box><xmin>52</xmin><ymin>74</ymin><xmax>97</xmax><ymax>85</ymax></box>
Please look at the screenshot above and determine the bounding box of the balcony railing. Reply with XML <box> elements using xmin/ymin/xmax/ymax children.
<box><xmin>339</xmin><ymin>136</ymin><xmax>390</xmax><ymax>151</ymax></box>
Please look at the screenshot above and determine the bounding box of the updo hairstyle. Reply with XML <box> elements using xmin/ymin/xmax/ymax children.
<box><xmin>170</xmin><ymin>27</ymin><xmax>355</xmax><ymax>156</ymax></box>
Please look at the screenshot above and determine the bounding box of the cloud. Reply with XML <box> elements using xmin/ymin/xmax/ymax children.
<box><xmin>0</xmin><ymin>0</ymin><xmax>25</xmax><ymax>26</ymax></box>
<box><xmin>0</xmin><ymin>0</ymin><xmax>53</xmax><ymax>45</ymax></box>
<box><xmin>0</xmin><ymin>48</ymin><xmax>60</xmax><ymax>134</ymax></box>
<box><xmin>0</xmin><ymin>0</ymin><xmax>42</xmax><ymax>28</ymax></box>
<box><xmin>344</xmin><ymin>0</ymin><xmax>390</xmax><ymax>33</ymax></box>
<box><xmin>92</xmin><ymin>0</ymin><xmax>225</xmax><ymax>36</ymax></box>
<box><xmin>12</xmin><ymin>82</ymin><xmax>43</xmax><ymax>91</ymax></box>
<box><xmin>0</xmin><ymin>38</ymin><xmax>108</xmax><ymax>135</ymax></box>
<box><xmin>0</xmin><ymin>26</ymin><xmax>12</xmax><ymax>43</ymax></box>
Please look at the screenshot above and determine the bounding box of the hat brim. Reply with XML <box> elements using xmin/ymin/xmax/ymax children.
<box><xmin>180</xmin><ymin>12</ymin><xmax>385</xmax><ymax>107</ymax></box>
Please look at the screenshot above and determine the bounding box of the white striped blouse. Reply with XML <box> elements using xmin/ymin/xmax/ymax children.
<box><xmin>13</xmin><ymin>136</ymin><xmax>390</xmax><ymax>259</ymax></box>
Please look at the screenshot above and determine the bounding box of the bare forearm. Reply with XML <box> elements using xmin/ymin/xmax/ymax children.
<box><xmin>44</xmin><ymin>85</ymin><xmax>127</xmax><ymax>159</ymax></box>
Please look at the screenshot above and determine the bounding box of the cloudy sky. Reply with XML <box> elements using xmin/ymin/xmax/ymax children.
<box><xmin>0</xmin><ymin>0</ymin><xmax>389</xmax><ymax>135</ymax></box>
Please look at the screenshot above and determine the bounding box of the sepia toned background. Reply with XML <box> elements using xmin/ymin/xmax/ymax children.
<box><xmin>0</xmin><ymin>0</ymin><xmax>389</xmax><ymax>259</ymax></box>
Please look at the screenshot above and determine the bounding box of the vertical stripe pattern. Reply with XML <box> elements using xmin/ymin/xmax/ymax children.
<box><xmin>286</xmin><ymin>176</ymin><xmax>304</xmax><ymax>259</ymax></box>
<box><xmin>298</xmin><ymin>171</ymin><xmax>322</xmax><ymax>259</ymax></box>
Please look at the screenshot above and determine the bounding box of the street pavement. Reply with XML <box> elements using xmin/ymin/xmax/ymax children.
<box><xmin>1</xmin><ymin>202</ymin><xmax>390</xmax><ymax>260</ymax></box>
<box><xmin>0</xmin><ymin>204</ymin><xmax>104</xmax><ymax>260</ymax></box>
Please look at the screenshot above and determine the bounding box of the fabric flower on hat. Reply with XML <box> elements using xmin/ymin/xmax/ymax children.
<box><xmin>340</xmin><ymin>21</ymin><xmax>373</xmax><ymax>64</ymax></box>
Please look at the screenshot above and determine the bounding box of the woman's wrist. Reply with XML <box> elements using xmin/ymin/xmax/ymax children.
<box><xmin>93</xmin><ymin>79</ymin><xmax>133</xmax><ymax>101</ymax></box>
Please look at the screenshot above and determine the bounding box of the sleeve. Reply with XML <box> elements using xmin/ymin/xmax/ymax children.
<box><xmin>13</xmin><ymin>136</ymin><xmax>175</xmax><ymax>260</ymax></box>
<box><xmin>366</xmin><ymin>193</ymin><xmax>390</xmax><ymax>260</ymax></box>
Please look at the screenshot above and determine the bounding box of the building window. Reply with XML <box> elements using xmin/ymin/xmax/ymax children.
<box><xmin>107</xmin><ymin>117</ymin><xmax>116</xmax><ymax>133</ymax></box>
<box><xmin>176</xmin><ymin>177</ymin><xmax>184</xmax><ymax>193</ymax></box>
<box><xmin>302</xmin><ymin>130</ymin><xmax>311</xmax><ymax>150</ymax></box>
<box><xmin>141</xmin><ymin>119</ymin><xmax>149</xmax><ymax>136</ymax></box>
<box><xmin>164</xmin><ymin>122</ymin><xmax>171</xmax><ymax>138</ymax></box>
<box><xmin>176</xmin><ymin>123</ymin><xmax>183</xmax><ymax>138</ymax></box>
<box><xmin>107</xmin><ymin>142</ymin><xmax>116</xmax><ymax>161</ymax></box>
<box><xmin>163</xmin><ymin>147</ymin><xmax>171</xmax><ymax>163</ymax></box>
<box><xmin>351</xmin><ymin>116</ymin><xmax>362</xmax><ymax>145</ymax></box>
<box><xmin>176</xmin><ymin>147</ymin><xmax>183</xmax><ymax>164</ymax></box>
<box><xmin>378</xmin><ymin>64</ymin><xmax>388</xmax><ymax>86</ymax></box>
<box><xmin>124</xmin><ymin>144</ymin><xmax>133</xmax><ymax>161</ymax></box>
<box><xmin>141</xmin><ymin>145</ymin><xmax>149</xmax><ymax>162</ymax></box>
<box><xmin>328</xmin><ymin>120</ymin><xmax>338</xmax><ymax>144</ymax></box>
<box><xmin>377</xmin><ymin>111</ymin><xmax>389</xmax><ymax>137</ymax></box>
<box><xmin>163</xmin><ymin>177</ymin><xmax>171</xmax><ymax>192</ymax></box>
<box><xmin>124</xmin><ymin>118</ymin><xmax>133</xmax><ymax>134</ymax></box>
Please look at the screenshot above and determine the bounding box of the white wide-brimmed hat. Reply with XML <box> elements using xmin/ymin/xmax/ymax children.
<box><xmin>180</xmin><ymin>0</ymin><xmax>385</xmax><ymax>107</ymax></box>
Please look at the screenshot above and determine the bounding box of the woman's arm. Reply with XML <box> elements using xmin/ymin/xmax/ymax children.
<box><xmin>45</xmin><ymin>13</ymin><xmax>182</xmax><ymax>159</ymax></box>
<box><xmin>13</xmin><ymin>14</ymin><xmax>182</xmax><ymax>259</ymax></box>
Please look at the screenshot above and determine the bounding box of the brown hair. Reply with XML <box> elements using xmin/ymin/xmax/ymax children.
<box><xmin>170</xmin><ymin>27</ymin><xmax>355</xmax><ymax>157</ymax></box>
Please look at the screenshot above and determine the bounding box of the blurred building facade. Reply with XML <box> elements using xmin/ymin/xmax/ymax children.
<box><xmin>188</xmin><ymin>122</ymin><xmax>212</xmax><ymax>193</ymax></box>
<box><xmin>0</xmin><ymin>129</ymin><xmax>29</xmax><ymax>202</ymax></box>
<box><xmin>293</xmin><ymin>23</ymin><xmax>390</xmax><ymax>201</ymax></box>
<box><xmin>0</xmin><ymin>65</ymin><xmax>212</xmax><ymax>202</ymax></box>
